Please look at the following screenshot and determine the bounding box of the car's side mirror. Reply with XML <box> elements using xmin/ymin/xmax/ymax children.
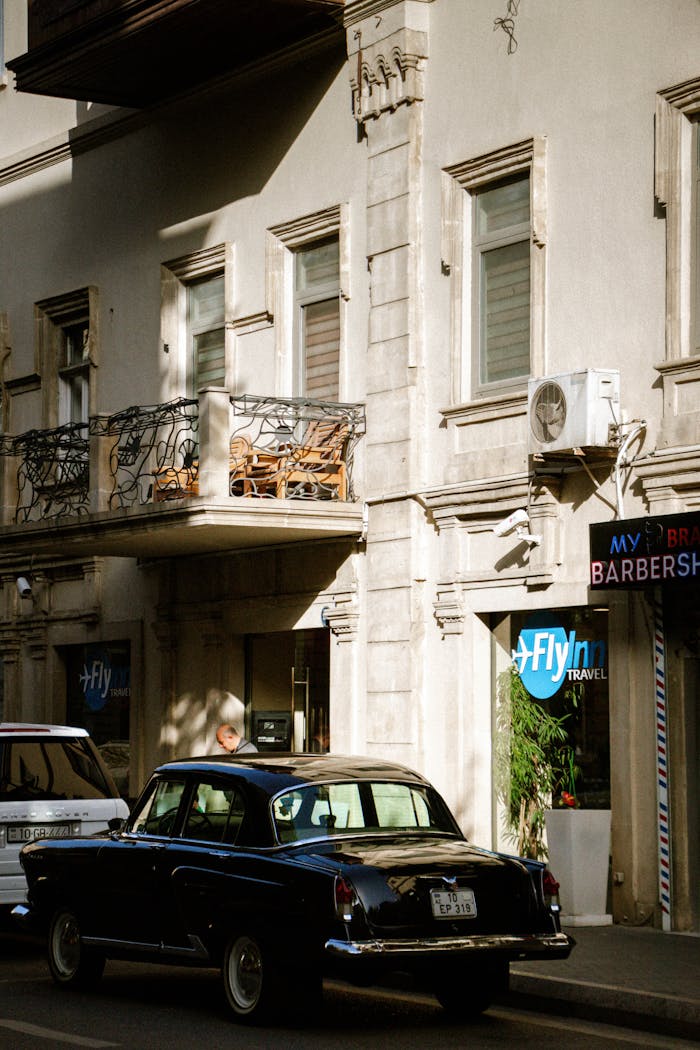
<box><xmin>108</xmin><ymin>817</ymin><xmax>126</xmax><ymax>833</ymax></box>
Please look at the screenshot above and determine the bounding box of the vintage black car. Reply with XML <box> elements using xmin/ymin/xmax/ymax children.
<box><xmin>15</xmin><ymin>755</ymin><xmax>573</xmax><ymax>1023</ymax></box>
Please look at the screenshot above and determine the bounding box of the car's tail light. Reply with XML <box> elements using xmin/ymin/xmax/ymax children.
<box><xmin>334</xmin><ymin>875</ymin><xmax>357</xmax><ymax>922</ymax></box>
<box><xmin>543</xmin><ymin>868</ymin><xmax>561</xmax><ymax>912</ymax></box>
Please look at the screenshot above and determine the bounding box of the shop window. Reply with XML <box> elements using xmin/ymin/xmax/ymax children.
<box><xmin>507</xmin><ymin>608</ymin><xmax>610</xmax><ymax>809</ymax></box>
<box><xmin>65</xmin><ymin>642</ymin><xmax>131</xmax><ymax>797</ymax></box>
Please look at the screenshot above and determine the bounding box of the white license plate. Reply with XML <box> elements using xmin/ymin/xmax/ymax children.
<box><xmin>430</xmin><ymin>888</ymin><xmax>477</xmax><ymax>919</ymax></box>
<box><xmin>7</xmin><ymin>824</ymin><xmax>72</xmax><ymax>844</ymax></box>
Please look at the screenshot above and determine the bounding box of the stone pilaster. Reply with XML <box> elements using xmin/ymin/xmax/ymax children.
<box><xmin>344</xmin><ymin>0</ymin><xmax>433</xmax><ymax>764</ymax></box>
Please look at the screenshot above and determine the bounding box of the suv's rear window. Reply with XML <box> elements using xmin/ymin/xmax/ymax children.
<box><xmin>0</xmin><ymin>738</ymin><xmax>114</xmax><ymax>801</ymax></box>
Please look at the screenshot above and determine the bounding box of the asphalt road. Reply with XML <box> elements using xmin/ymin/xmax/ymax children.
<box><xmin>1</xmin><ymin>929</ymin><xmax>696</xmax><ymax>1050</ymax></box>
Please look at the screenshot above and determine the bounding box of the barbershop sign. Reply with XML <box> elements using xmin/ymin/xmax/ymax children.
<box><xmin>590</xmin><ymin>510</ymin><xmax>700</xmax><ymax>589</ymax></box>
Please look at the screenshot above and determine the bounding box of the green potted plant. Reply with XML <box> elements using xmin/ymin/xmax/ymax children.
<box><xmin>494</xmin><ymin>665</ymin><xmax>574</xmax><ymax>861</ymax></box>
<box><xmin>496</xmin><ymin>664</ymin><xmax>612</xmax><ymax>924</ymax></box>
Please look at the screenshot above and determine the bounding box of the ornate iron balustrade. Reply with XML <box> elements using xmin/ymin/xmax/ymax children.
<box><xmin>229</xmin><ymin>395</ymin><xmax>365</xmax><ymax>501</ymax></box>
<box><xmin>91</xmin><ymin>398</ymin><xmax>199</xmax><ymax>508</ymax></box>
<box><xmin>0</xmin><ymin>395</ymin><xmax>365</xmax><ymax>523</ymax></box>
<box><xmin>0</xmin><ymin>423</ymin><xmax>90</xmax><ymax>523</ymax></box>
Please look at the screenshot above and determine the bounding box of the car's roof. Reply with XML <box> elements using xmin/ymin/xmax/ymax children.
<box><xmin>0</xmin><ymin>722</ymin><xmax>89</xmax><ymax>738</ymax></box>
<box><xmin>155</xmin><ymin>753</ymin><xmax>431</xmax><ymax>794</ymax></box>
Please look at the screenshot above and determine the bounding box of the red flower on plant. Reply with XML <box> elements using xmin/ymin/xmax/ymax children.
<box><xmin>560</xmin><ymin>791</ymin><xmax>577</xmax><ymax>808</ymax></box>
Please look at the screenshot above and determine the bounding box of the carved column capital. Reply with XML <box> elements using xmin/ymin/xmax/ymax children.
<box><xmin>346</xmin><ymin>5</ymin><xmax>430</xmax><ymax>124</ymax></box>
<box><xmin>433</xmin><ymin>587</ymin><xmax>465</xmax><ymax>636</ymax></box>
<box><xmin>323</xmin><ymin>592</ymin><xmax>360</xmax><ymax>641</ymax></box>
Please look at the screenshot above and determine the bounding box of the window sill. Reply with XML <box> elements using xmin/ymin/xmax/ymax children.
<box><xmin>440</xmin><ymin>388</ymin><xmax>527</xmax><ymax>426</ymax></box>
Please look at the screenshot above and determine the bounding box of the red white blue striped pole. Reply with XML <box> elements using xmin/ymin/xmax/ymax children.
<box><xmin>654</xmin><ymin>588</ymin><xmax>671</xmax><ymax>931</ymax></box>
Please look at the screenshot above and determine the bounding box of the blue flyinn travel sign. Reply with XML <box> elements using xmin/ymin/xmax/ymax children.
<box><xmin>512</xmin><ymin>611</ymin><xmax>607</xmax><ymax>699</ymax></box>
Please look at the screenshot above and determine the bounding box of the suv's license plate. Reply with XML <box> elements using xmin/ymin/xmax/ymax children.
<box><xmin>430</xmin><ymin>888</ymin><xmax>477</xmax><ymax>918</ymax></box>
<box><xmin>8</xmin><ymin>824</ymin><xmax>72</xmax><ymax>843</ymax></box>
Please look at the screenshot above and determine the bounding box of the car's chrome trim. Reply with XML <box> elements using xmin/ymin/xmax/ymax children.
<box><xmin>325</xmin><ymin>931</ymin><xmax>573</xmax><ymax>958</ymax></box>
<box><xmin>83</xmin><ymin>933</ymin><xmax>209</xmax><ymax>960</ymax></box>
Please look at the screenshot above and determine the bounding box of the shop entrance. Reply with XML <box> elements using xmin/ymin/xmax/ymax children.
<box><xmin>246</xmin><ymin>629</ymin><xmax>329</xmax><ymax>752</ymax></box>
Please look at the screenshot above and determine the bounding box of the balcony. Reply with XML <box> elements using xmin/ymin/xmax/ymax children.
<box><xmin>8</xmin><ymin>0</ymin><xmax>345</xmax><ymax>107</ymax></box>
<box><xmin>0</xmin><ymin>392</ymin><xmax>365</xmax><ymax>559</ymax></box>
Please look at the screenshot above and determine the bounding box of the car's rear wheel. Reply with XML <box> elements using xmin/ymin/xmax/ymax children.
<box><xmin>47</xmin><ymin>907</ymin><xmax>105</xmax><ymax>988</ymax></box>
<box><xmin>222</xmin><ymin>932</ymin><xmax>278</xmax><ymax>1024</ymax></box>
<box><xmin>433</xmin><ymin>960</ymin><xmax>507</xmax><ymax>1019</ymax></box>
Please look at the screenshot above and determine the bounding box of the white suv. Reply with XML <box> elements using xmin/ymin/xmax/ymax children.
<box><xmin>0</xmin><ymin>723</ymin><xmax>129</xmax><ymax>907</ymax></box>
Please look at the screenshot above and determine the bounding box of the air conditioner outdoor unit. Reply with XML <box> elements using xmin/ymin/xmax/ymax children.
<box><xmin>528</xmin><ymin>369</ymin><xmax>620</xmax><ymax>455</ymax></box>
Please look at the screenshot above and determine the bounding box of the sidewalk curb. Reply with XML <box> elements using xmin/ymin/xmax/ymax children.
<box><xmin>502</xmin><ymin>971</ymin><xmax>700</xmax><ymax>1042</ymax></box>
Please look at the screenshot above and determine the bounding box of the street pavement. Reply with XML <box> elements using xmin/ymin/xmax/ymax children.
<box><xmin>502</xmin><ymin>923</ymin><xmax>700</xmax><ymax>1041</ymax></box>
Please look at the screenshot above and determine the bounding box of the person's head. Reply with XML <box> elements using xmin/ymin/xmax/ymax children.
<box><xmin>216</xmin><ymin>723</ymin><xmax>241</xmax><ymax>753</ymax></box>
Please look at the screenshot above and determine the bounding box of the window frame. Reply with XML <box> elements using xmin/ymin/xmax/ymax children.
<box><xmin>293</xmin><ymin>238</ymin><xmax>341</xmax><ymax>401</ymax></box>
<box><xmin>442</xmin><ymin>138</ymin><xmax>546</xmax><ymax>406</ymax></box>
<box><xmin>653</xmin><ymin>81</ymin><xmax>700</xmax><ymax>448</ymax></box>
<box><xmin>267</xmin><ymin>206</ymin><xmax>349</xmax><ymax>401</ymax></box>
<box><xmin>161</xmin><ymin>244</ymin><xmax>232</xmax><ymax>400</ymax></box>
<box><xmin>35</xmin><ymin>287</ymin><xmax>98</xmax><ymax>429</ymax></box>
<box><xmin>472</xmin><ymin>173</ymin><xmax>531</xmax><ymax>392</ymax></box>
<box><xmin>186</xmin><ymin>273</ymin><xmax>226</xmax><ymax>397</ymax></box>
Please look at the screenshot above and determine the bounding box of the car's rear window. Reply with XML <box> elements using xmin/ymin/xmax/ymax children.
<box><xmin>0</xmin><ymin>738</ymin><xmax>113</xmax><ymax>801</ymax></box>
<box><xmin>272</xmin><ymin>780</ymin><xmax>457</xmax><ymax>844</ymax></box>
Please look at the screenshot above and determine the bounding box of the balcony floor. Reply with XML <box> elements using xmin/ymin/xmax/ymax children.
<box><xmin>0</xmin><ymin>498</ymin><xmax>364</xmax><ymax>559</ymax></box>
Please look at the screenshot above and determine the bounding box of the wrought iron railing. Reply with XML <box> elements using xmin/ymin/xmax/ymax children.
<box><xmin>229</xmin><ymin>395</ymin><xmax>365</xmax><ymax>501</ymax></box>
<box><xmin>0</xmin><ymin>394</ymin><xmax>365</xmax><ymax>523</ymax></box>
<box><xmin>92</xmin><ymin>397</ymin><xmax>199</xmax><ymax>508</ymax></box>
<box><xmin>0</xmin><ymin>423</ymin><xmax>90</xmax><ymax>522</ymax></box>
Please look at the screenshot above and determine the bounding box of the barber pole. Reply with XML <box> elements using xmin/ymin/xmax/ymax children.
<box><xmin>654</xmin><ymin>589</ymin><xmax>671</xmax><ymax>930</ymax></box>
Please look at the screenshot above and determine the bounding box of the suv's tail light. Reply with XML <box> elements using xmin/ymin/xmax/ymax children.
<box><xmin>334</xmin><ymin>875</ymin><xmax>357</xmax><ymax>921</ymax></box>
<box><xmin>543</xmin><ymin>868</ymin><xmax>561</xmax><ymax>913</ymax></box>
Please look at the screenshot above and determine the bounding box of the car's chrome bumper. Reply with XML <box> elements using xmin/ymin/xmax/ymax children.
<box><xmin>325</xmin><ymin>931</ymin><xmax>573</xmax><ymax>959</ymax></box>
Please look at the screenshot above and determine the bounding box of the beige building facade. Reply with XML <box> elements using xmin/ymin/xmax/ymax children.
<box><xmin>1</xmin><ymin>0</ymin><xmax>699</xmax><ymax>931</ymax></box>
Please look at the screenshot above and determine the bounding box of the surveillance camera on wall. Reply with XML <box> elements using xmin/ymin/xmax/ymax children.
<box><xmin>493</xmin><ymin>508</ymin><xmax>531</xmax><ymax>537</ymax></box>
<box><xmin>493</xmin><ymin>509</ymin><xmax>542</xmax><ymax>547</ymax></box>
<box><xmin>16</xmin><ymin>576</ymin><xmax>32</xmax><ymax>598</ymax></box>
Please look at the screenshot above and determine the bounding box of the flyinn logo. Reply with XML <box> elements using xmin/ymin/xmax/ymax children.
<box><xmin>512</xmin><ymin>612</ymin><xmax>607</xmax><ymax>700</ymax></box>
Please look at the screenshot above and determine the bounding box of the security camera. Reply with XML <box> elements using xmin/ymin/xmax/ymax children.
<box><xmin>493</xmin><ymin>509</ymin><xmax>542</xmax><ymax>547</ymax></box>
<box><xmin>16</xmin><ymin>576</ymin><xmax>32</xmax><ymax>598</ymax></box>
<box><xmin>493</xmin><ymin>509</ymin><xmax>530</xmax><ymax>537</ymax></box>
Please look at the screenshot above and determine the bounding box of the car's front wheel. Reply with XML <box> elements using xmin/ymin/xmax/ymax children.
<box><xmin>47</xmin><ymin>907</ymin><xmax>105</xmax><ymax>988</ymax></box>
<box><xmin>222</xmin><ymin>932</ymin><xmax>279</xmax><ymax>1024</ymax></box>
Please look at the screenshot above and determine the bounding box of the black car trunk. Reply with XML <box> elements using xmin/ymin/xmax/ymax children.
<box><xmin>299</xmin><ymin>835</ymin><xmax>544</xmax><ymax>938</ymax></box>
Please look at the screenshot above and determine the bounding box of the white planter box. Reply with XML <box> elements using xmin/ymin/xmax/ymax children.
<box><xmin>544</xmin><ymin>808</ymin><xmax>612</xmax><ymax>926</ymax></box>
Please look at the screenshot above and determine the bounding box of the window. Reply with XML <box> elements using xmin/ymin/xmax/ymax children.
<box><xmin>473</xmin><ymin>175</ymin><xmax>530</xmax><ymax>388</ymax></box>
<box><xmin>268</xmin><ymin>206</ymin><xmax>348</xmax><ymax>401</ymax></box>
<box><xmin>184</xmin><ymin>779</ymin><xmax>245</xmax><ymax>845</ymax></box>
<box><xmin>161</xmin><ymin>244</ymin><xmax>231</xmax><ymax>400</ymax></box>
<box><xmin>59</xmin><ymin>318</ymin><xmax>90</xmax><ymax>424</ymax></box>
<box><xmin>294</xmin><ymin>239</ymin><xmax>340</xmax><ymax>401</ymax></box>
<box><xmin>442</xmin><ymin>138</ymin><xmax>545</xmax><ymax>404</ymax></box>
<box><xmin>130</xmin><ymin>778</ymin><xmax>187</xmax><ymax>836</ymax></box>
<box><xmin>694</xmin><ymin>124</ymin><xmax>700</xmax><ymax>353</ymax></box>
<box><xmin>0</xmin><ymin>1</ymin><xmax>5</xmax><ymax>86</ymax></box>
<box><xmin>188</xmin><ymin>274</ymin><xmax>225</xmax><ymax>396</ymax></box>
<box><xmin>653</xmin><ymin>82</ymin><xmax>700</xmax><ymax>447</ymax></box>
<box><xmin>271</xmin><ymin>780</ymin><xmax>456</xmax><ymax>843</ymax></box>
<box><xmin>35</xmin><ymin>288</ymin><xmax>97</xmax><ymax>428</ymax></box>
